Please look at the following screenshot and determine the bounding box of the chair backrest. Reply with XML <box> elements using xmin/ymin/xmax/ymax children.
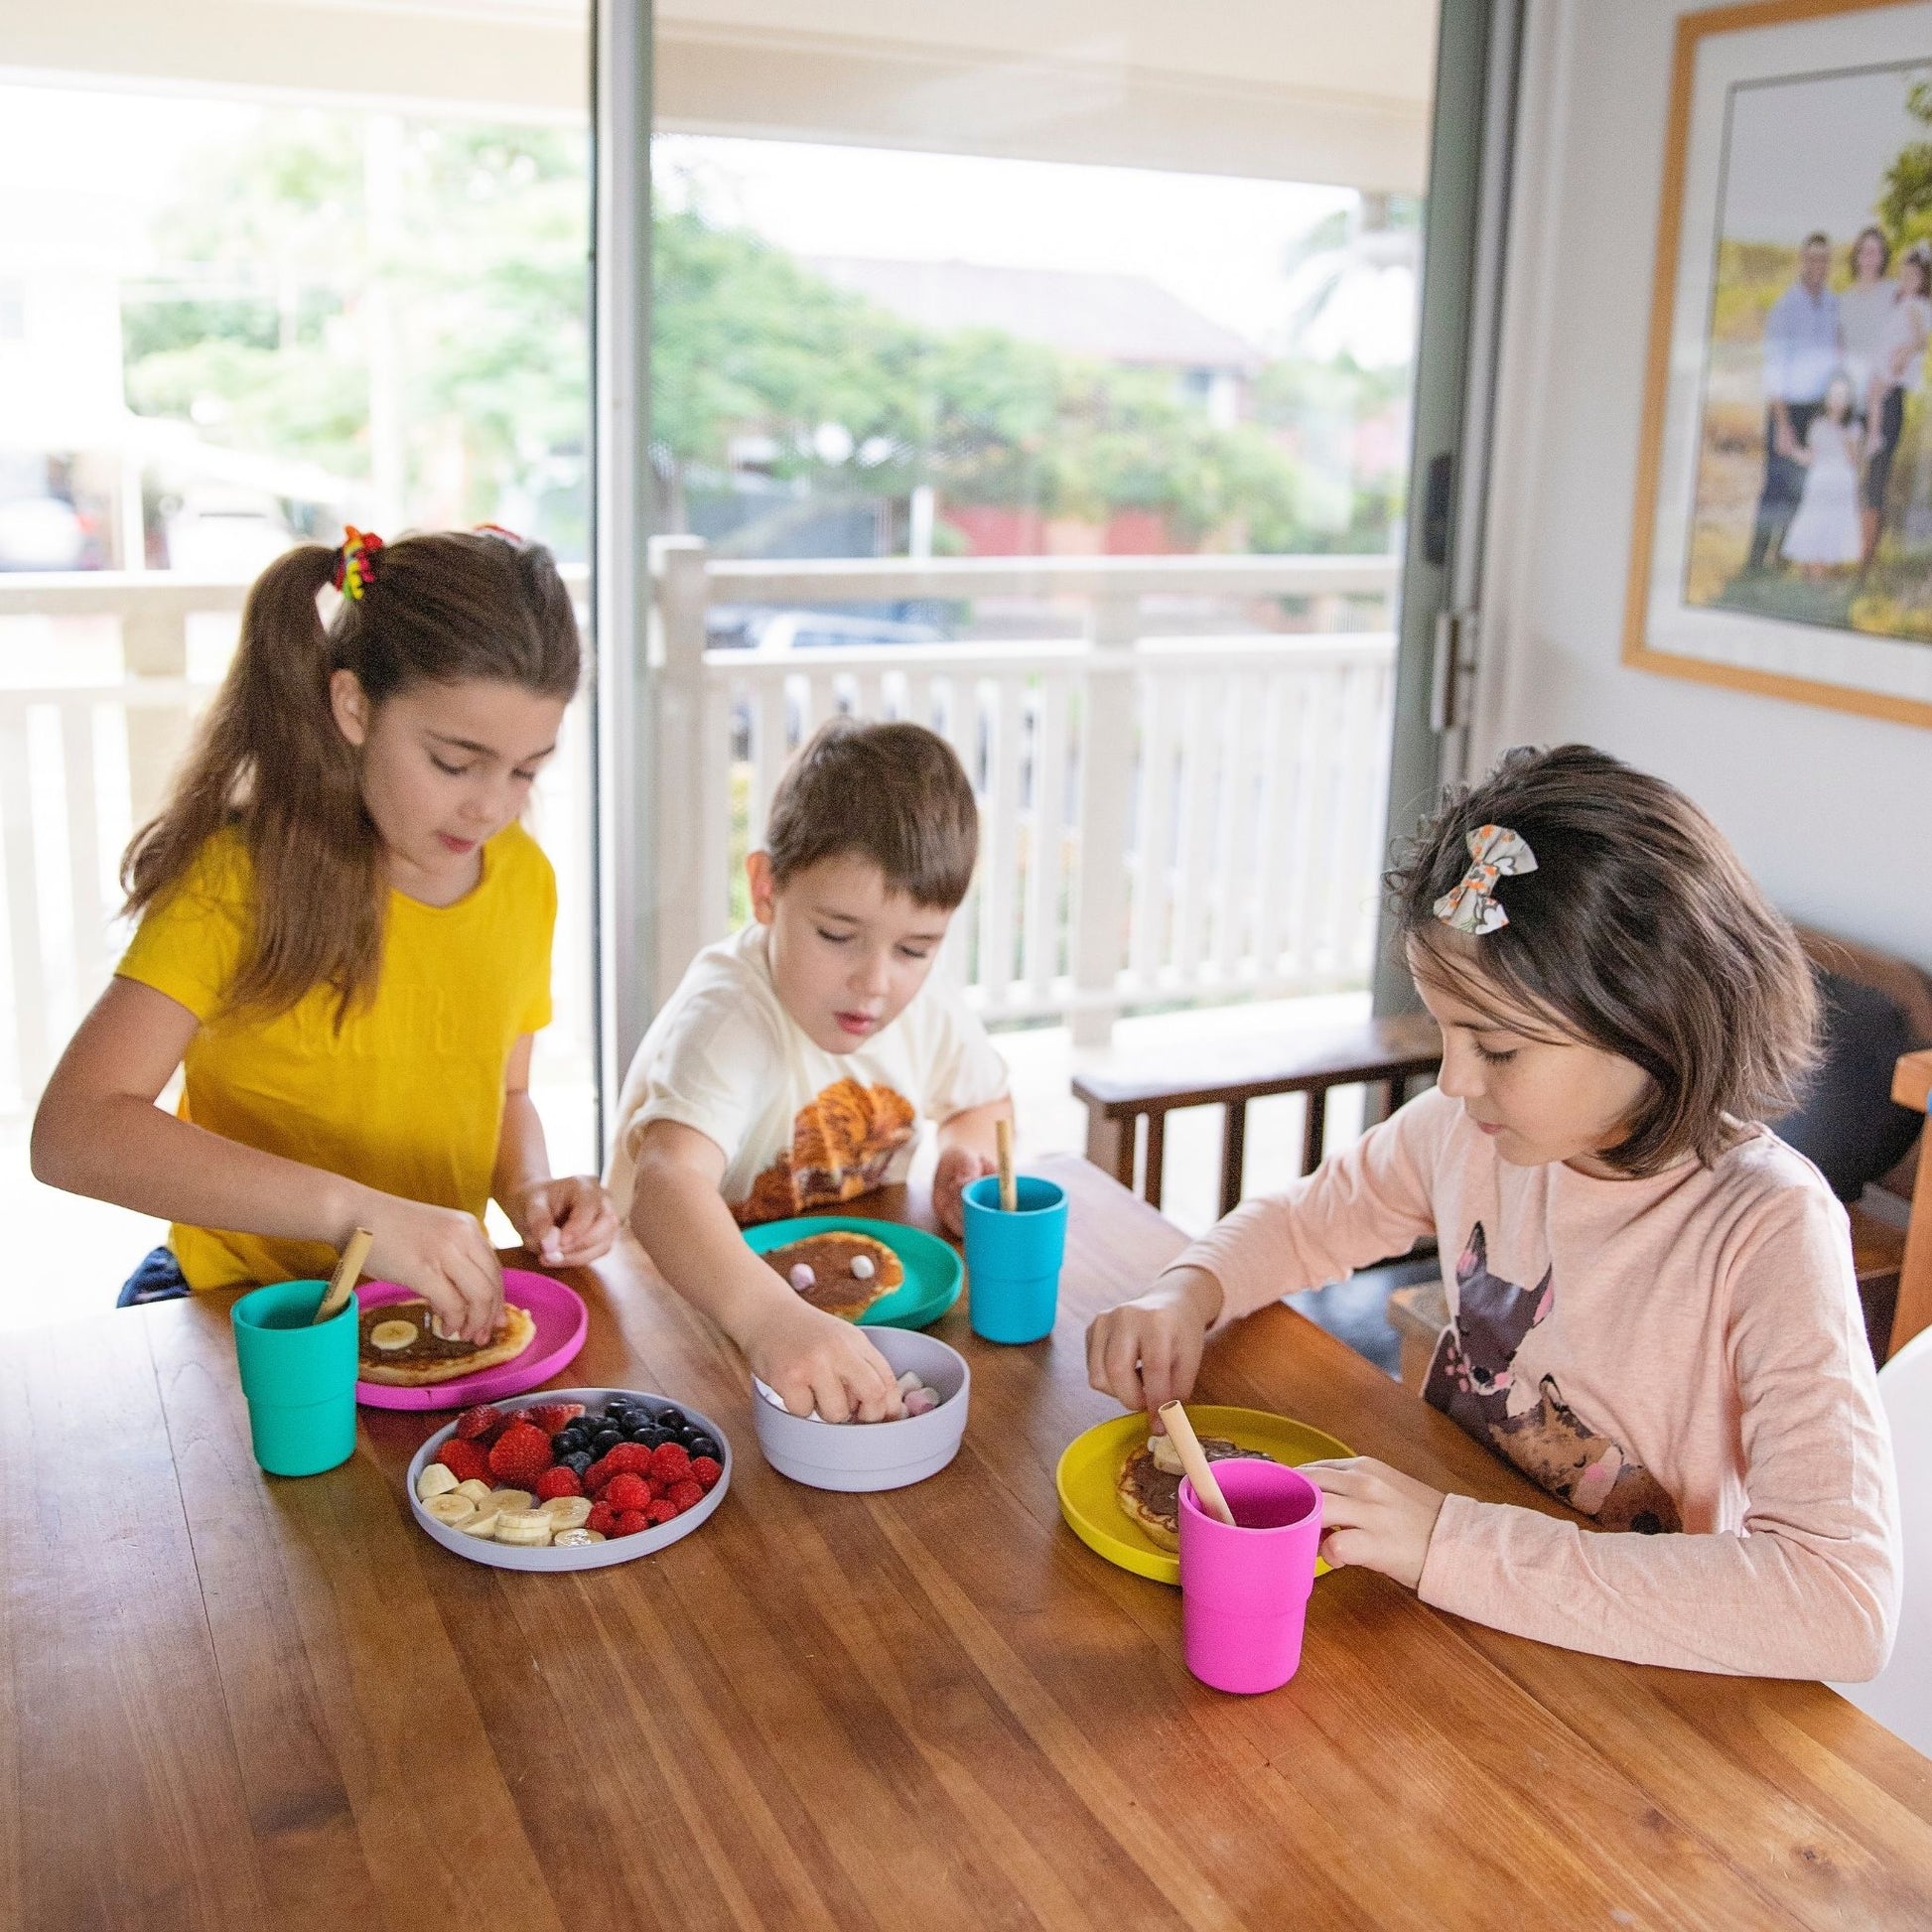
<box><xmin>1832</xmin><ymin>1323</ymin><xmax>1932</xmax><ymax>1755</ymax></box>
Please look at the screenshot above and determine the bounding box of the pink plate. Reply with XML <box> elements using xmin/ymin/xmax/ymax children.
<box><xmin>354</xmin><ymin>1269</ymin><xmax>589</xmax><ymax>1410</ymax></box>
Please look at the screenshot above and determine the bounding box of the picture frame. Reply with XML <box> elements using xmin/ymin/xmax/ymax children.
<box><xmin>1624</xmin><ymin>0</ymin><xmax>1932</xmax><ymax>729</ymax></box>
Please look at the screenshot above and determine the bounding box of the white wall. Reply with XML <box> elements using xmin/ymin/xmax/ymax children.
<box><xmin>1476</xmin><ymin>0</ymin><xmax>1931</xmax><ymax>966</ymax></box>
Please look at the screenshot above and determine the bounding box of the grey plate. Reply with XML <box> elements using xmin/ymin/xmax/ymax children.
<box><xmin>404</xmin><ymin>1386</ymin><xmax>732</xmax><ymax>1572</ymax></box>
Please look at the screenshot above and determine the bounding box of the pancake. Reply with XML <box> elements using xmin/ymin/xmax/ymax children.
<box><xmin>1115</xmin><ymin>1434</ymin><xmax>1275</xmax><ymax>1551</ymax></box>
<box><xmin>761</xmin><ymin>1230</ymin><xmax>903</xmax><ymax>1320</ymax></box>
<box><xmin>356</xmin><ymin>1297</ymin><xmax>537</xmax><ymax>1386</ymax></box>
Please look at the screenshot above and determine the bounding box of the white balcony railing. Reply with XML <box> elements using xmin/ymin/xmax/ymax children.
<box><xmin>0</xmin><ymin>547</ymin><xmax>1397</xmax><ymax>1115</ymax></box>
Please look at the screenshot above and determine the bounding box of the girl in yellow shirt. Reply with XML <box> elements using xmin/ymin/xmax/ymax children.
<box><xmin>31</xmin><ymin>526</ymin><xmax>616</xmax><ymax>1337</ymax></box>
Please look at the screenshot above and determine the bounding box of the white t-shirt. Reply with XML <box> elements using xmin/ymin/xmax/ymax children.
<box><xmin>606</xmin><ymin>922</ymin><xmax>1011</xmax><ymax>1223</ymax></box>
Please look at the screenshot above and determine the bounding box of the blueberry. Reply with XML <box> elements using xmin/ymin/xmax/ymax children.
<box><xmin>686</xmin><ymin>1435</ymin><xmax>721</xmax><ymax>1462</ymax></box>
<box><xmin>678</xmin><ymin>1428</ymin><xmax>709</xmax><ymax>1453</ymax></box>
<box><xmin>554</xmin><ymin>1429</ymin><xmax>589</xmax><ymax>1455</ymax></box>
<box><xmin>654</xmin><ymin>1407</ymin><xmax>686</xmax><ymax>1434</ymax></box>
<box><xmin>592</xmin><ymin>1429</ymin><xmax>623</xmax><ymax>1454</ymax></box>
<box><xmin>560</xmin><ymin>1450</ymin><xmax>595</xmax><ymax>1477</ymax></box>
<box><xmin>637</xmin><ymin>1428</ymin><xmax>671</xmax><ymax>1451</ymax></box>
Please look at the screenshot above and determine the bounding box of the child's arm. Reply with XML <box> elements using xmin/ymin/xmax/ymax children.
<box><xmin>931</xmin><ymin>1095</ymin><xmax>1013</xmax><ymax>1237</ymax></box>
<box><xmin>32</xmin><ymin>978</ymin><xmax>504</xmax><ymax>1341</ymax></box>
<box><xmin>491</xmin><ymin>1035</ymin><xmax>617</xmax><ymax>1268</ymax></box>
<box><xmin>1087</xmin><ymin>1090</ymin><xmax>1444</xmax><ymax>1413</ymax></box>
<box><xmin>627</xmin><ymin>1117</ymin><xmax>904</xmax><ymax>1423</ymax></box>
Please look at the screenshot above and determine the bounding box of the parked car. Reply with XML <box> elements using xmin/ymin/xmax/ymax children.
<box><xmin>0</xmin><ymin>494</ymin><xmax>91</xmax><ymax>571</ymax></box>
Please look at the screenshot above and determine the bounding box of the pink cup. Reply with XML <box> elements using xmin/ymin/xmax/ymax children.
<box><xmin>1177</xmin><ymin>1460</ymin><xmax>1322</xmax><ymax>1695</ymax></box>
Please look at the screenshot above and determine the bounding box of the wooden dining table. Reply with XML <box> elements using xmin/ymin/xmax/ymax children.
<box><xmin>6</xmin><ymin>1151</ymin><xmax>1931</xmax><ymax>1930</ymax></box>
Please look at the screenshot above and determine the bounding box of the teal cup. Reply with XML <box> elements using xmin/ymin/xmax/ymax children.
<box><xmin>962</xmin><ymin>1173</ymin><xmax>1068</xmax><ymax>1344</ymax></box>
<box><xmin>230</xmin><ymin>1280</ymin><xmax>359</xmax><ymax>1477</ymax></box>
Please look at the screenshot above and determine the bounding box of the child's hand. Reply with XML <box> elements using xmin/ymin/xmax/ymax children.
<box><xmin>933</xmin><ymin>1144</ymin><xmax>996</xmax><ymax>1237</ymax></box>
<box><xmin>741</xmin><ymin>1296</ymin><xmax>906</xmax><ymax>1424</ymax></box>
<box><xmin>1300</xmin><ymin>1458</ymin><xmax>1447</xmax><ymax>1590</ymax></box>
<box><xmin>509</xmin><ymin>1174</ymin><xmax>620</xmax><ymax>1269</ymax></box>
<box><xmin>362</xmin><ymin>1196</ymin><xmax>503</xmax><ymax>1345</ymax></box>
<box><xmin>1085</xmin><ymin>1266</ymin><xmax>1224</xmax><ymax>1414</ymax></box>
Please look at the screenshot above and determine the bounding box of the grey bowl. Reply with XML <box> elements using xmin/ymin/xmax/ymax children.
<box><xmin>404</xmin><ymin>1386</ymin><xmax>731</xmax><ymax>1572</ymax></box>
<box><xmin>751</xmin><ymin>1328</ymin><xmax>970</xmax><ymax>1492</ymax></box>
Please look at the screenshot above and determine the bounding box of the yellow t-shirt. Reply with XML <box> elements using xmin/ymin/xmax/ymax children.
<box><xmin>115</xmin><ymin>822</ymin><xmax>555</xmax><ymax>1292</ymax></box>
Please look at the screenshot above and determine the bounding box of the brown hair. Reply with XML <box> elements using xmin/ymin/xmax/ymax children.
<box><xmin>1387</xmin><ymin>744</ymin><xmax>1819</xmax><ymax>1174</ymax></box>
<box><xmin>762</xmin><ymin>718</ymin><xmax>979</xmax><ymax>908</ymax></box>
<box><xmin>122</xmin><ymin>528</ymin><xmax>580</xmax><ymax>1019</ymax></box>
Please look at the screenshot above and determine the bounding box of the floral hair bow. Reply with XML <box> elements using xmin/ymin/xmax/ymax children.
<box><xmin>331</xmin><ymin>525</ymin><xmax>384</xmax><ymax>601</ymax></box>
<box><xmin>1433</xmin><ymin>823</ymin><xmax>1538</xmax><ymax>935</ymax></box>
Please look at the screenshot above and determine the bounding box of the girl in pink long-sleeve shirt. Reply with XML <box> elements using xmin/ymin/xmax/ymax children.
<box><xmin>1087</xmin><ymin>745</ymin><xmax>1899</xmax><ymax>1679</ymax></box>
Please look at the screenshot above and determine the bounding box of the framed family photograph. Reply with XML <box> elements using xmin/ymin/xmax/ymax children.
<box><xmin>1626</xmin><ymin>0</ymin><xmax>1932</xmax><ymax>728</ymax></box>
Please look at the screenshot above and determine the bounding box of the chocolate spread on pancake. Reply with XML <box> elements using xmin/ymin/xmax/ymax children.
<box><xmin>760</xmin><ymin>1231</ymin><xmax>901</xmax><ymax>1319</ymax></box>
<box><xmin>358</xmin><ymin>1299</ymin><xmax>485</xmax><ymax>1367</ymax></box>
<box><xmin>1121</xmin><ymin>1437</ymin><xmax>1272</xmax><ymax>1528</ymax></box>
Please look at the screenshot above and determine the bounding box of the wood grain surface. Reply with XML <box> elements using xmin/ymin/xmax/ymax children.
<box><xmin>4</xmin><ymin>1152</ymin><xmax>1930</xmax><ymax>1930</ymax></box>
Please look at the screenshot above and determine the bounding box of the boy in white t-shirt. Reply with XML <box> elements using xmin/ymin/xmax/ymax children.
<box><xmin>609</xmin><ymin>719</ymin><xmax>1013</xmax><ymax>1423</ymax></box>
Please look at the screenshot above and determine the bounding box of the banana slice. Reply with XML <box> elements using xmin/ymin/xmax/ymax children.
<box><xmin>487</xmin><ymin>1488</ymin><xmax>534</xmax><ymax>1516</ymax></box>
<box><xmin>455</xmin><ymin>1479</ymin><xmax>494</xmax><ymax>1505</ymax></box>
<box><xmin>416</xmin><ymin>1463</ymin><xmax>461</xmax><ymax>1501</ymax></box>
<box><xmin>423</xmin><ymin>1493</ymin><xmax>479</xmax><ymax>1528</ymax></box>
<box><xmin>460</xmin><ymin>1502</ymin><xmax>503</xmax><ymax>1538</ymax></box>
<box><xmin>1150</xmin><ymin>1435</ymin><xmax>1185</xmax><ymax>1477</ymax></box>
<box><xmin>368</xmin><ymin>1318</ymin><xmax>418</xmax><ymax>1351</ymax></box>
<box><xmin>552</xmin><ymin>1527</ymin><xmax>605</xmax><ymax>1547</ymax></box>
<box><xmin>539</xmin><ymin>1496</ymin><xmax>592</xmax><ymax>1530</ymax></box>
<box><xmin>494</xmin><ymin>1510</ymin><xmax>554</xmax><ymax>1547</ymax></box>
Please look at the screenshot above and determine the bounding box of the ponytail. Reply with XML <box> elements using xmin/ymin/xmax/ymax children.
<box><xmin>122</xmin><ymin>527</ymin><xmax>580</xmax><ymax>1022</ymax></box>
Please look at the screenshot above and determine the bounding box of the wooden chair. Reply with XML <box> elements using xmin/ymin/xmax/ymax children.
<box><xmin>1890</xmin><ymin>1047</ymin><xmax>1932</xmax><ymax>1359</ymax></box>
<box><xmin>1071</xmin><ymin>1011</ymin><xmax>1444</xmax><ymax>1216</ymax></box>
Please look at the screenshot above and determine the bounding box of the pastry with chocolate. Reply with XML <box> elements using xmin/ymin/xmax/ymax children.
<box><xmin>357</xmin><ymin>1297</ymin><xmax>537</xmax><ymax>1386</ymax></box>
<box><xmin>1115</xmin><ymin>1432</ymin><xmax>1275</xmax><ymax>1551</ymax></box>
<box><xmin>761</xmin><ymin>1230</ymin><xmax>902</xmax><ymax>1320</ymax></box>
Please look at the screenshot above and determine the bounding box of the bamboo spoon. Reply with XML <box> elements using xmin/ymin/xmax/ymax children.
<box><xmin>313</xmin><ymin>1226</ymin><xmax>375</xmax><ymax>1325</ymax></box>
<box><xmin>996</xmin><ymin>1116</ymin><xmax>1018</xmax><ymax>1213</ymax></box>
<box><xmin>1157</xmin><ymin>1398</ymin><xmax>1237</xmax><ymax>1528</ymax></box>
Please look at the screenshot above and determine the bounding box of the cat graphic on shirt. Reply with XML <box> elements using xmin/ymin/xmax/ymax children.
<box><xmin>1424</xmin><ymin>1223</ymin><xmax>1681</xmax><ymax>1535</ymax></box>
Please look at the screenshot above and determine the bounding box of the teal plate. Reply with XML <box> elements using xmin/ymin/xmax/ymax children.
<box><xmin>743</xmin><ymin>1215</ymin><xmax>963</xmax><ymax>1330</ymax></box>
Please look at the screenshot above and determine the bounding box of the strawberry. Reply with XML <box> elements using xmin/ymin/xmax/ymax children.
<box><xmin>454</xmin><ymin>1404</ymin><xmax>506</xmax><ymax>1442</ymax></box>
<box><xmin>614</xmin><ymin>1509</ymin><xmax>650</xmax><ymax>1538</ymax></box>
<box><xmin>689</xmin><ymin>1454</ymin><xmax>723</xmax><ymax>1492</ymax></box>
<box><xmin>535</xmin><ymin>1466</ymin><xmax>584</xmax><ymax>1502</ymax></box>
<box><xmin>485</xmin><ymin>1422</ymin><xmax>553</xmax><ymax>1486</ymax></box>
<box><xmin>523</xmin><ymin>1402</ymin><xmax>585</xmax><ymax>1437</ymax></box>
<box><xmin>603</xmin><ymin>1471</ymin><xmax>652</xmax><ymax>1513</ymax></box>
<box><xmin>434</xmin><ymin>1437</ymin><xmax>491</xmax><ymax>1483</ymax></box>
<box><xmin>665</xmin><ymin>1478</ymin><xmax>705</xmax><ymax>1515</ymax></box>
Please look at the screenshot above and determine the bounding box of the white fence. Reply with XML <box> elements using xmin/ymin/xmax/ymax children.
<box><xmin>0</xmin><ymin>547</ymin><xmax>1397</xmax><ymax>1115</ymax></box>
<box><xmin>650</xmin><ymin>540</ymin><xmax>1398</xmax><ymax>1044</ymax></box>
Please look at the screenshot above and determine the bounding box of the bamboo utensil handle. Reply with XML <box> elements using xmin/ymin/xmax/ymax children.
<box><xmin>313</xmin><ymin>1227</ymin><xmax>375</xmax><ymax>1325</ymax></box>
<box><xmin>996</xmin><ymin>1116</ymin><xmax>1017</xmax><ymax>1213</ymax></box>
<box><xmin>1157</xmin><ymin>1399</ymin><xmax>1236</xmax><ymax>1527</ymax></box>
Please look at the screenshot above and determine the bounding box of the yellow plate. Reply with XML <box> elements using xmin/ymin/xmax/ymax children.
<box><xmin>1055</xmin><ymin>1406</ymin><xmax>1352</xmax><ymax>1587</ymax></box>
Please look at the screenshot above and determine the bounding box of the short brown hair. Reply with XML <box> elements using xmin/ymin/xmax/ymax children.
<box><xmin>762</xmin><ymin>719</ymin><xmax>979</xmax><ymax>908</ymax></box>
<box><xmin>1387</xmin><ymin>744</ymin><xmax>1819</xmax><ymax>1174</ymax></box>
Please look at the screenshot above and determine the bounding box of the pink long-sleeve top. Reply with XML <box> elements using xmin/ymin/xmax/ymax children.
<box><xmin>1168</xmin><ymin>1087</ymin><xmax>1900</xmax><ymax>1679</ymax></box>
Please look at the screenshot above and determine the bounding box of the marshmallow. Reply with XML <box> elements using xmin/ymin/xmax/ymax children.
<box><xmin>850</xmin><ymin>1254</ymin><xmax>875</xmax><ymax>1280</ymax></box>
<box><xmin>896</xmin><ymin>1370</ymin><xmax>923</xmax><ymax>1394</ymax></box>
<box><xmin>788</xmin><ymin>1263</ymin><xmax>816</xmax><ymax>1292</ymax></box>
<box><xmin>903</xmin><ymin>1387</ymin><xmax>939</xmax><ymax>1416</ymax></box>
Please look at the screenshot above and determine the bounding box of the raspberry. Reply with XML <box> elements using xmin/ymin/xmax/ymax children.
<box><xmin>644</xmin><ymin>1497</ymin><xmax>677</xmax><ymax>1526</ymax></box>
<box><xmin>524</xmin><ymin>1402</ymin><xmax>585</xmax><ymax>1437</ymax></box>
<box><xmin>586</xmin><ymin>1500</ymin><xmax>620</xmax><ymax>1536</ymax></box>
<box><xmin>689</xmin><ymin>1455</ymin><xmax>723</xmax><ymax>1492</ymax></box>
<box><xmin>614</xmin><ymin>1509</ymin><xmax>650</xmax><ymax>1538</ymax></box>
<box><xmin>455</xmin><ymin>1404</ymin><xmax>506</xmax><ymax>1442</ymax></box>
<box><xmin>649</xmin><ymin>1443</ymin><xmax>692</xmax><ymax>1484</ymax></box>
<box><xmin>535</xmin><ymin>1466</ymin><xmax>583</xmax><ymax>1502</ymax></box>
<box><xmin>435</xmin><ymin>1437</ymin><xmax>491</xmax><ymax>1483</ymax></box>
<box><xmin>600</xmin><ymin>1442</ymin><xmax>653</xmax><ymax>1476</ymax></box>
<box><xmin>603</xmin><ymin>1471</ymin><xmax>652</xmax><ymax>1512</ymax></box>
<box><xmin>486</xmin><ymin>1422</ymin><xmax>554</xmax><ymax>1486</ymax></box>
<box><xmin>666</xmin><ymin>1478</ymin><xmax>705</xmax><ymax>1514</ymax></box>
<box><xmin>585</xmin><ymin>1457</ymin><xmax>613</xmax><ymax>1495</ymax></box>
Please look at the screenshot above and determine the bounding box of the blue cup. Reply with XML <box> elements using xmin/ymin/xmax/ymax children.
<box><xmin>230</xmin><ymin>1280</ymin><xmax>359</xmax><ymax>1477</ymax></box>
<box><xmin>962</xmin><ymin>1173</ymin><xmax>1068</xmax><ymax>1343</ymax></box>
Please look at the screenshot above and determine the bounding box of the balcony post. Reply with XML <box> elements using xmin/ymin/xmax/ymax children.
<box><xmin>648</xmin><ymin>533</ymin><xmax>712</xmax><ymax>1007</ymax></box>
<box><xmin>121</xmin><ymin>601</ymin><xmax>192</xmax><ymax>830</ymax></box>
<box><xmin>1069</xmin><ymin>589</ymin><xmax>1140</xmax><ymax>1049</ymax></box>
